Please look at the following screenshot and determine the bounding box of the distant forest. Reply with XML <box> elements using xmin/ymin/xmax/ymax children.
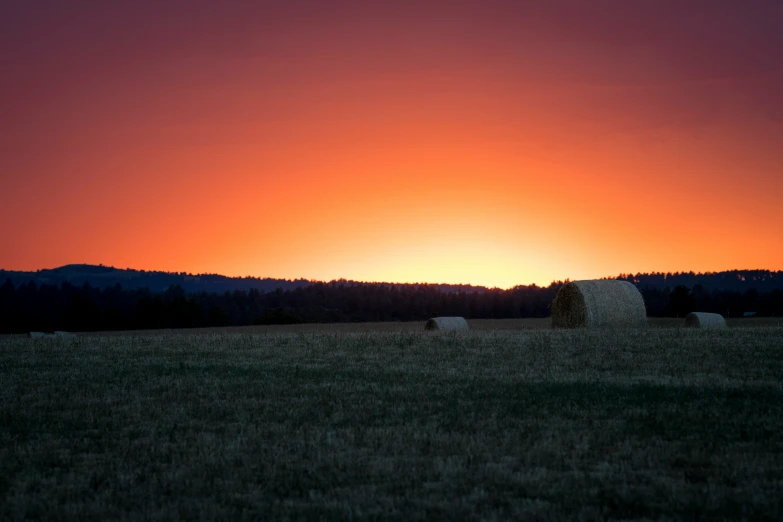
<box><xmin>1</xmin><ymin>269</ymin><xmax>782</xmax><ymax>334</ymax></box>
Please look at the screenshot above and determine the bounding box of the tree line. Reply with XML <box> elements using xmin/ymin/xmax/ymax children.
<box><xmin>1</xmin><ymin>278</ymin><xmax>781</xmax><ymax>334</ymax></box>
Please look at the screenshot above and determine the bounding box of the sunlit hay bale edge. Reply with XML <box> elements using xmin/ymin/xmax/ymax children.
<box><xmin>425</xmin><ymin>317</ymin><xmax>469</xmax><ymax>331</ymax></box>
<box><xmin>685</xmin><ymin>312</ymin><xmax>727</xmax><ymax>329</ymax></box>
<box><xmin>551</xmin><ymin>280</ymin><xmax>647</xmax><ymax>328</ymax></box>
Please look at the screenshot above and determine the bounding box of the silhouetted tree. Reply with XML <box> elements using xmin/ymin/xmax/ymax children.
<box><xmin>1</xmin><ymin>274</ymin><xmax>781</xmax><ymax>334</ymax></box>
<box><xmin>667</xmin><ymin>285</ymin><xmax>695</xmax><ymax>318</ymax></box>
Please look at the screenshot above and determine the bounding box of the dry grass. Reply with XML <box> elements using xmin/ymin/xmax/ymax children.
<box><xmin>425</xmin><ymin>317</ymin><xmax>469</xmax><ymax>331</ymax></box>
<box><xmin>2</xmin><ymin>328</ymin><xmax>783</xmax><ymax>520</ymax></box>
<box><xmin>551</xmin><ymin>280</ymin><xmax>647</xmax><ymax>328</ymax></box>
<box><xmin>2</xmin><ymin>317</ymin><xmax>781</xmax><ymax>340</ymax></box>
<box><xmin>686</xmin><ymin>312</ymin><xmax>727</xmax><ymax>329</ymax></box>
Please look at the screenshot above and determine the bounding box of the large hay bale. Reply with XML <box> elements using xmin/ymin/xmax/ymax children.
<box><xmin>685</xmin><ymin>312</ymin><xmax>727</xmax><ymax>329</ymax></box>
<box><xmin>425</xmin><ymin>317</ymin><xmax>469</xmax><ymax>331</ymax></box>
<box><xmin>551</xmin><ymin>280</ymin><xmax>647</xmax><ymax>328</ymax></box>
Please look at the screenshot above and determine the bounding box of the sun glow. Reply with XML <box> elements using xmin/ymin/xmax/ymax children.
<box><xmin>1</xmin><ymin>2</ymin><xmax>782</xmax><ymax>284</ymax></box>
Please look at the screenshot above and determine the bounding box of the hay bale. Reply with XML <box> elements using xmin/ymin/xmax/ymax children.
<box><xmin>425</xmin><ymin>317</ymin><xmax>469</xmax><ymax>331</ymax></box>
<box><xmin>685</xmin><ymin>312</ymin><xmax>727</xmax><ymax>329</ymax></box>
<box><xmin>53</xmin><ymin>331</ymin><xmax>74</xmax><ymax>337</ymax></box>
<box><xmin>28</xmin><ymin>332</ymin><xmax>51</xmax><ymax>338</ymax></box>
<box><xmin>551</xmin><ymin>280</ymin><xmax>647</xmax><ymax>328</ymax></box>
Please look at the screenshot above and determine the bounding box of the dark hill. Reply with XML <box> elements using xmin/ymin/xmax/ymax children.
<box><xmin>0</xmin><ymin>265</ymin><xmax>493</xmax><ymax>295</ymax></box>
<box><xmin>2</xmin><ymin>265</ymin><xmax>782</xmax><ymax>295</ymax></box>
<box><xmin>0</xmin><ymin>265</ymin><xmax>312</xmax><ymax>294</ymax></box>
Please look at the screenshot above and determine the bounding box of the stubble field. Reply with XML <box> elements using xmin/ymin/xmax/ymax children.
<box><xmin>2</xmin><ymin>326</ymin><xmax>782</xmax><ymax>520</ymax></box>
<box><xmin>2</xmin><ymin>316</ymin><xmax>777</xmax><ymax>339</ymax></box>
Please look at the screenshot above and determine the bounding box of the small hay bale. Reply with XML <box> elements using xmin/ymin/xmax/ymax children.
<box><xmin>551</xmin><ymin>280</ymin><xmax>647</xmax><ymax>328</ymax></box>
<box><xmin>53</xmin><ymin>331</ymin><xmax>75</xmax><ymax>337</ymax></box>
<box><xmin>425</xmin><ymin>317</ymin><xmax>469</xmax><ymax>331</ymax></box>
<box><xmin>685</xmin><ymin>312</ymin><xmax>727</xmax><ymax>329</ymax></box>
<box><xmin>28</xmin><ymin>332</ymin><xmax>50</xmax><ymax>338</ymax></box>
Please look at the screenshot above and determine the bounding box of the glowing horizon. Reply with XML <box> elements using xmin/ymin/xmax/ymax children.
<box><xmin>1</xmin><ymin>1</ymin><xmax>782</xmax><ymax>288</ymax></box>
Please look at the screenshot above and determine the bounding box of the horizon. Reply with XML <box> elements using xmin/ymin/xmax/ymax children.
<box><xmin>3</xmin><ymin>262</ymin><xmax>781</xmax><ymax>291</ymax></box>
<box><xmin>2</xmin><ymin>1</ymin><xmax>782</xmax><ymax>287</ymax></box>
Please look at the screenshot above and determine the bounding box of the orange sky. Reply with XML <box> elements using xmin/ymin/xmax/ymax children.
<box><xmin>1</xmin><ymin>1</ymin><xmax>782</xmax><ymax>288</ymax></box>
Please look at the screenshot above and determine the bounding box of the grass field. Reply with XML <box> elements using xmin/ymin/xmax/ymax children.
<box><xmin>3</xmin><ymin>316</ymin><xmax>779</xmax><ymax>339</ymax></box>
<box><xmin>2</xmin><ymin>327</ymin><xmax>783</xmax><ymax>520</ymax></box>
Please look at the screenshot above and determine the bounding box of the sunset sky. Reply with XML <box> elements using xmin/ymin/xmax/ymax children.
<box><xmin>1</xmin><ymin>1</ymin><xmax>781</xmax><ymax>288</ymax></box>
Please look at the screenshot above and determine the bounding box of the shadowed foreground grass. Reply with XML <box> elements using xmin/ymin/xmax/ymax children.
<box><xmin>1</xmin><ymin>328</ymin><xmax>782</xmax><ymax>520</ymax></box>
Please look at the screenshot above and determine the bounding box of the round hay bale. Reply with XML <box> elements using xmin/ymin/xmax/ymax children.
<box><xmin>551</xmin><ymin>280</ymin><xmax>647</xmax><ymax>328</ymax></box>
<box><xmin>425</xmin><ymin>317</ymin><xmax>469</xmax><ymax>331</ymax></box>
<box><xmin>685</xmin><ymin>312</ymin><xmax>727</xmax><ymax>329</ymax></box>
